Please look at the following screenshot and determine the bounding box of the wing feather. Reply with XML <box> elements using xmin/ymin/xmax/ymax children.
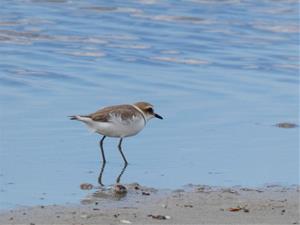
<box><xmin>88</xmin><ymin>104</ymin><xmax>139</xmax><ymax>122</ymax></box>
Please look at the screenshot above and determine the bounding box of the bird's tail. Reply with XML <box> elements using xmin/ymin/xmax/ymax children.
<box><xmin>69</xmin><ymin>115</ymin><xmax>95</xmax><ymax>132</ymax></box>
<box><xmin>69</xmin><ymin>115</ymin><xmax>79</xmax><ymax>120</ymax></box>
<box><xmin>69</xmin><ymin>115</ymin><xmax>91</xmax><ymax>122</ymax></box>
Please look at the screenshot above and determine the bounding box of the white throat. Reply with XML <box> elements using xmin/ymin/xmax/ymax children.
<box><xmin>131</xmin><ymin>104</ymin><xmax>147</xmax><ymax>125</ymax></box>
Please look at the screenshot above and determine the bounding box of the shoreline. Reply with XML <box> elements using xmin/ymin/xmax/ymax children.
<box><xmin>0</xmin><ymin>183</ymin><xmax>299</xmax><ymax>224</ymax></box>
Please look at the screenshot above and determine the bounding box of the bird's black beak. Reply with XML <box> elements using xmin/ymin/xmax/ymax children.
<box><xmin>154</xmin><ymin>113</ymin><xmax>163</xmax><ymax>120</ymax></box>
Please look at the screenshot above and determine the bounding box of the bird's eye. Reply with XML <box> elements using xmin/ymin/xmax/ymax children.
<box><xmin>147</xmin><ymin>107</ymin><xmax>154</xmax><ymax>113</ymax></box>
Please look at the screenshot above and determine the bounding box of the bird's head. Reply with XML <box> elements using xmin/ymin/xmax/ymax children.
<box><xmin>134</xmin><ymin>102</ymin><xmax>163</xmax><ymax>121</ymax></box>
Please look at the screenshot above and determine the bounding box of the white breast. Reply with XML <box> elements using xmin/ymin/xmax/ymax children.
<box><xmin>79</xmin><ymin>114</ymin><xmax>146</xmax><ymax>138</ymax></box>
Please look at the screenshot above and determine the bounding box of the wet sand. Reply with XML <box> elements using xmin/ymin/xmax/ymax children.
<box><xmin>0</xmin><ymin>184</ymin><xmax>299</xmax><ymax>224</ymax></box>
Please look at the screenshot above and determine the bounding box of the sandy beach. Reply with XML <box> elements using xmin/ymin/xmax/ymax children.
<box><xmin>0</xmin><ymin>184</ymin><xmax>299</xmax><ymax>225</ymax></box>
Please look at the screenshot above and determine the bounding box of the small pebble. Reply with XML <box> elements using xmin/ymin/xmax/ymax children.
<box><xmin>148</xmin><ymin>214</ymin><xmax>171</xmax><ymax>220</ymax></box>
<box><xmin>244</xmin><ymin>208</ymin><xmax>250</xmax><ymax>213</ymax></box>
<box><xmin>80</xmin><ymin>214</ymin><xmax>88</xmax><ymax>219</ymax></box>
<box><xmin>114</xmin><ymin>184</ymin><xmax>127</xmax><ymax>194</ymax></box>
<box><xmin>120</xmin><ymin>219</ymin><xmax>131</xmax><ymax>224</ymax></box>
<box><xmin>275</xmin><ymin>122</ymin><xmax>298</xmax><ymax>128</ymax></box>
<box><xmin>80</xmin><ymin>183</ymin><xmax>94</xmax><ymax>190</ymax></box>
<box><xmin>161</xmin><ymin>204</ymin><xmax>167</xmax><ymax>208</ymax></box>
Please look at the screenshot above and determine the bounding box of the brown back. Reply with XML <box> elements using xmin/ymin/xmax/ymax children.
<box><xmin>88</xmin><ymin>104</ymin><xmax>140</xmax><ymax>122</ymax></box>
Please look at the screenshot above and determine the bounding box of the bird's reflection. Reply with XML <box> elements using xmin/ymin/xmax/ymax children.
<box><xmin>98</xmin><ymin>162</ymin><xmax>128</xmax><ymax>186</ymax></box>
<box><xmin>81</xmin><ymin>163</ymin><xmax>128</xmax><ymax>205</ymax></box>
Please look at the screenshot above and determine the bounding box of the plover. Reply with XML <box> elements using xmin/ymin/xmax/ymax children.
<box><xmin>70</xmin><ymin>102</ymin><xmax>163</xmax><ymax>165</ymax></box>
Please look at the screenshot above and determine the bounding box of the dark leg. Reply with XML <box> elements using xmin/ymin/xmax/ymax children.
<box><xmin>99</xmin><ymin>136</ymin><xmax>106</xmax><ymax>163</ymax></box>
<box><xmin>116</xmin><ymin>163</ymin><xmax>128</xmax><ymax>184</ymax></box>
<box><xmin>118</xmin><ymin>138</ymin><xmax>128</xmax><ymax>165</ymax></box>
<box><xmin>98</xmin><ymin>162</ymin><xmax>106</xmax><ymax>186</ymax></box>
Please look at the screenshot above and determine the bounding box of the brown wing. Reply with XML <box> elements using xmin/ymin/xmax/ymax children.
<box><xmin>88</xmin><ymin>104</ymin><xmax>140</xmax><ymax>122</ymax></box>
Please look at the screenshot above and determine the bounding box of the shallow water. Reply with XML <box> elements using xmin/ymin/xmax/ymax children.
<box><xmin>0</xmin><ymin>0</ymin><xmax>299</xmax><ymax>209</ymax></box>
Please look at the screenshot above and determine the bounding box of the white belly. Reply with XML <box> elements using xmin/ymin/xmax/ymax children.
<box><xmin>78</xmin><ymin>115</ymin><xmax>146</xmax><ymax>137</ymax></box>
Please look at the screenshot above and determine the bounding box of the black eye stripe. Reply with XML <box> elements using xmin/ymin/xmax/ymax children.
<box><xmin>147</xmin><ymin>108</ymin><xmax>153</xmax><ymax>113</ymax></box>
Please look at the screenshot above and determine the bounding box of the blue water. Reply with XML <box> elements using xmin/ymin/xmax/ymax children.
<box><xmin>0</xmin><ymin>0</ymin><xmax>299</xmax><ymax>209</ymax></box>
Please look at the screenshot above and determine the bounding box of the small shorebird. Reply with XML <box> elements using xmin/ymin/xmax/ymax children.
<box><xmin>70</xmin><ymin>102</ymin><xmax>163</xmax><ymax>165</ymax></box>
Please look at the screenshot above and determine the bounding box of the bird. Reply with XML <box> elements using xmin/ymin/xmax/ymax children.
<box><xmin>70</xmin><ymin>102</ymin><xmax>163</xmax><ymax>165</ymax></box>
